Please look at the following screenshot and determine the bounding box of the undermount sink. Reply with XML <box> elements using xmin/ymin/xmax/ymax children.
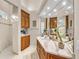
<box><xmin>40</xmin><ymin>38</ymin><xmax>57</xmax><ymax>53</ymax></box>
<box><xmin>37</xmin><ymin>37</ymin><xmax>73</xmax><ymax>58</ymax></box>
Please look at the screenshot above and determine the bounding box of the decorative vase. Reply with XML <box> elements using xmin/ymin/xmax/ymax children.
<box><xmin>58</xmin><ymin>42</ymin><xmax>64</xmax><ymax>49</ymax></box>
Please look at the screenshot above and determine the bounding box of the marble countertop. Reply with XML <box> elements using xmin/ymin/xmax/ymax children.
<box><xmin>21</xmin><ymin>34</ymin><xmax>30</xmax><ymax>36</ymax></box>
<box><xmin>37</xmin><ymin>36</ymin><xmax>72</xmax><ymax>58</ymax></box>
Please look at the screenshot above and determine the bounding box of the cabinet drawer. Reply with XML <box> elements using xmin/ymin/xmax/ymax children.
<box><xmin>21</xmin><ymin>36</ymin><xmax>26</xmax><ymax>50</ymax></box>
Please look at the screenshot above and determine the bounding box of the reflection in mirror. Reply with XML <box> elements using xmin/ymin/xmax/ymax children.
<box><xmin>40</xmin><ymin>0</ymin><xmax>74</xmax><ymax>58</ymax></box>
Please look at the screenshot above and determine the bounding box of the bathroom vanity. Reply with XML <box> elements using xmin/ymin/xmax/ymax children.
<box><xmin>37</xmin><ymin>37</ymin><xmax>72</xmax><ymax>59</ymax></box>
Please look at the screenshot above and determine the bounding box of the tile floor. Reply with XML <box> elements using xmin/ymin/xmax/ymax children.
<box><xmin>0</xmin><ymin>45</ymin><xmax>39</xmax><ymax>59</ymax></box>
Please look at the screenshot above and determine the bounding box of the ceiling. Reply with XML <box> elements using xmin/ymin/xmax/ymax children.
<box><xmin>21</xmin><ymin>0</ymin><xmax>73</xmax><ymax>17</ymax></box>
<box><xmin>21</xmin><ymin>0</ymin><xmax>43</xmax><ymax>12</ymax></box>
<box><xmin>40</xmin><ymin>0</ymin><xmax>73</xmax><ymax>17</ymax></box>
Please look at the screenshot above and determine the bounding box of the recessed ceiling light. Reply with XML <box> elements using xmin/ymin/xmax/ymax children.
<box><xmin>67</xmin><ymin>6</ymin><xmax>72</xmax><ymax>9</ymax></box>
<box><xmin>47</xmin><ymin>7</ymin><xmax>50</xmax><ymax>10</ymax></box>
<box><xmin>27</xmin><ymin>6</ymin><xmax>34</xmax><ymax>11</ymax></box>
<box><xmin>48</xmin><ymin>13</ymin><xmax>51</xmax><ymax>16</ymax></box>
<box><xmin>53</xmin><ymin>9</ymin><xmax>57</xmax><ymax>12</ymax></box>
<box><xmin>62</xmin><ymin>1</ymin><xmax>66</xmax><ymax>6</ymax></box>
<box><xmin>59</xmin><ymin>20</ymin><xmax>63</xmax><ymax>22</ymax></box>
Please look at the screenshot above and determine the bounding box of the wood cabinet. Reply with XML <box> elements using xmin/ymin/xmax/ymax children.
<box><xmin>21</xmin><ymin>35</ymin><xmax>30</xmax><ymax>51</ymax></box>
<box><xmin>37</xmin><ymin>40</ymin><xmax>71</xmax><ymax>59</ymax></box>
<box><xmin>37</xmin><ymin>40</ymin><xmax>46</xmax><ymax>59</ymax></box>
<box><xmin>21</xmin><ymin>10</ymin><xmax>30</xmax><ymax>28</ymax></box>
<box><xmin>47</xmin><ymin>53</ymin><xmax>69</xmax><ymax>59</ymax></box>
<box><xmin>50</xmin><ymin>17</ymin><xmax>57</xmax><ymax>28</ymax></box>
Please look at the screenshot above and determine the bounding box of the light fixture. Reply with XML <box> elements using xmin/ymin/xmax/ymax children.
<box><xmin>5</xmin><ymin>16</ymin><xmax>8</xmax><ymax>20</ymax></box>
<box><xmin>27</xmin><ymin>6</ymin><xmax>34</xmax><ymax>11</ymax></box>
<box><xmin>11</xmin><ymin>15</ymin><xmax>18</xmax><ymax>19</ymax></box>
<box><xmin>59</xmin><ymin>20</ymin><xmax>63</xmax><ymax>22</ymax></box>
<box><xmin>48</xmin><ymin>13</ymin><xmax>51</xmax><ymax>16</ymax></box>
<box><xmin>28</xmin><ymin>7</ymin><xmax>33</xmax><ymax>11</ymax></box>
<box><xmin>53</xmin><ymin>9</ymin><xmax>57</xmax><ymax>12</ymax></box>
<box><xmin>67</xmin><ymin>6</ymin><xmax>72</xmax><ymax>9</ymax></box>
<box><xmin>62</xmin><ymin>1</ymin><xmax>66</xmax><ymax>6</ymax></box>
<box><xmin>47</xmin><ymin>7</ymin><xmax>50</xmax><ymax>10</ymax></box>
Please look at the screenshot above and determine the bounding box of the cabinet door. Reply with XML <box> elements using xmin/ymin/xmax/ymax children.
<box><xmin>21</xmin><ymin>16</ymin><xmax>26</xmax><ymax>28</ymax></box>
<box><xmin>25</xmin><ymin>35</ymin><xmax>30</xmax><ymax>48</ymax></box>
<box><xmin>21</xmin><ymin>36</ymin><xmax>26</xmax><ymax>51</ymax></box>
<box><xmin>21</xmin><ymin>35</ymin><xmax>30</xmax><ymax>51</ymax></box>
<box><xmin>21</xmin><ymin>10</ymin><xmax>30</xmax><ymax>28</ymax></box>
<box><xmin>25</xmin><ymin>16</ymin><xmax>30</xmax><ymax>28</ymax></box>
<box><xmin>21</xmin><ymin>10</ymin><xmax>26</xmax><ymax>28</ymax></box>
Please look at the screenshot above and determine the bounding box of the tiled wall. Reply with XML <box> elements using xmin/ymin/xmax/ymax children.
<box><xmin>0</xmin><ymin>24</ymin><xmax>12</xmax><ymax>52</ymax></box>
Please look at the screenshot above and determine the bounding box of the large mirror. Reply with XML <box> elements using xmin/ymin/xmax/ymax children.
<box><xmin>40</xmin><ymin>0</ymin><xmax>74</xmax><ymax>58</ymax></box>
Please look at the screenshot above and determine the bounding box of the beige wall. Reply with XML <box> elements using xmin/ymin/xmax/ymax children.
<box><xmin>0</xmin><ymin>0</ymin><xmax>12</xmax><ymax>15</ymax></box>
<box><xmin>74</xmin><ymin>0</ymin><xmax>79</xmax><ymax>59</ymax></box>
<box><xmin>6</xmin><ymin>0</ymin><xmax>20</xmax><ymax>7</ymax></box>
<box><xmin>30</xmin><ymin>12</ymin><xmax>40</xmax><ymax>46</ymax></box>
